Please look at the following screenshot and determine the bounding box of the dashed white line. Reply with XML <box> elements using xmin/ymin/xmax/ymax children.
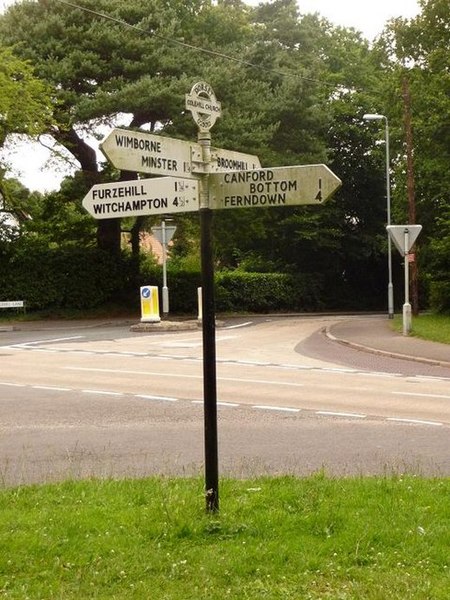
<box><xmin>81</xmin><ymin>389</ymin><xmax>123</xmax><ymax>396</ymax></box>
<box><xmin>0</xmin><ymin>380</ymin><xmax>447</xmax><ymax>428</ymax></box>
<box><xmin>64</xmin><ymin>366</ymin><xmax>306</xmax><ymax>389</ymax></box>
<box><xmin>224</xmin><ymin>321</ymin><xmax>253</xmax><ymax>330</ymax></box>
<box><xmin>12</xmin><ymin>335</ymin><xmax>84</xmax><ymax>347</ymax></box>
<box><xmin>191</xmin><ymin>400</ymin><xmax>240</xmax><ymax>408</ymax></box>
<box><xmin>392</xmin><ymin>391</ymin><xmax>450</xmax><ymax>400</ymax></box>
<box><xmin>135</xmin><ymin>394</ymin><xmax>177</xmax><ymax>402</ymax></box>
<box><xmin>316</xmin><ymin>411</ymin><xmax>367</xmax><ymax>419</ymax></box>
<box><xmin>387</xmin><ymin>417</ymin><xmax>443</xmax><ymax>427</ymax></box>
<box><xmin>32</xmin><ymin>385</ymin><xmax>72</xmax><ymax>392</ymax></box>
<box><xmin>253</xmin><ymin>405</ymin><xmax>300</xmax><ymax>413</ymax></box>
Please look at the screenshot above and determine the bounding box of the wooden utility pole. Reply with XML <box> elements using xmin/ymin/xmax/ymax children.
<box><xmin>402</xmin><ymin>75</ymin><xmax>419</xmax><ymax>315</ymax></box>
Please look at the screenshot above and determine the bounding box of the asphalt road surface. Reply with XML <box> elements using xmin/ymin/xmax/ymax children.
<box><xmin>0</xmin><ymin>316</ymin><xmax>449</xmax><ymax>486</ymax></box>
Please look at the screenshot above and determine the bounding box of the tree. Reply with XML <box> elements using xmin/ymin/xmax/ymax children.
<box><xmin>376</xmin><ymin>0</ymin><xmax>450</xmax><ymax>310</ymax></box>
<box><xmin>0</xmin><ymin>0</ymin><xmax>277</xmax><ymax>254</ymax></box>
<box><xmin>0</xmin><ymin>46</ymin><xmax>52</xmax><ymax>149</ymax></box>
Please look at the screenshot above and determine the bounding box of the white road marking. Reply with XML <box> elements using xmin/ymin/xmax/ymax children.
<box><xmin>81</xmin><ymin>389</ymin><xmax>123</xmax><ymax>396</ymax></box>
<box><xmin>392</xmin><ymin>391</ymin><xmax>450</xmax><ymax>400</ymax></box>
<box><xmin>70</xmin><ymin>366</ymin><xmax>202</xmax><ymax>380</ymax></box>
<box><xmin>162</xmin><ymin>335</ymin><xmax>237</xmax><ymax>348</ymax></box>
<box><xmin>253</xmin><ymin>405</ymin><xmax>300</xmax><ymax>413</ymax></box>
<box><xmin>64</xmin><ymin>366</ymin><xmax>306</xmax><ymax>389</ymax></box>
<box><xmin>223</xmin><ymin>321</ymin><xmax>253</xmax><ymax>330</ymax></box>
<box><xmin>217</xmin><ymin>401</ymin><xmax>240</xmax><ymax>407</ymax></box>
<box><xmin>387</xmin><ymin>417</ymin><xmax>443</xmax><ymax>427</ymax></box>
<box><xmin>316</xmin><ymin>411</ymin><xmax>367</xmax><ymax>419</ymax></box>
<box><xmin>0</xmin><ymin>379</ymin><xmax>448</xmax><ymax>427</ymax></box>
<box><xmin>12</xmin><ymin>335</ymin><xmax>84</xmax><ymax>347</ymax></box>
<box><xmin>135</xmin><ymin>394</ymin><xmax>178</xmax><ymax>402</ymax></box>
<box><xmin>4</xmin><ymin>344</ymin><xmax>450</xmax><ymax>385</ymax></box>
<box><xmin>32</xmin><ymin>385</ymin><xmax>72</xmax><ymax>392</ymax></box>
<box><xmin>191</xmin><ymin>400</ymin><xmax>240</xmax><ymax>407</ymax></box>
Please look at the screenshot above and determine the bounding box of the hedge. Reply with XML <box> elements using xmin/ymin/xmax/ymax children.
<box><xmin>0</xmin><ymin>245</ymin><xmax>131</xmax><ymax>311</ymax></box>
<box><xmin>0</xmin><ymin>245</ymin><xmax>326</xmax><ymax>315</ymax></box>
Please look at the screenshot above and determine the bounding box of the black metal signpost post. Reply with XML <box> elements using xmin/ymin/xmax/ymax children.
<box><xmin>200</xmin><ymin>201</ymin><xmax>219</xmax><ymax>512</ymax></box>
<box><xmin>186</xmin><ymin>83</ymin><xmax>222</xmax><ymax>512</ymax></box>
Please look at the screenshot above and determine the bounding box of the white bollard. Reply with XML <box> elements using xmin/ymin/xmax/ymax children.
<box><xmin>197</xmin><ymin>287</ymin><xmax>202</xmax><ymax>322</ymax></box>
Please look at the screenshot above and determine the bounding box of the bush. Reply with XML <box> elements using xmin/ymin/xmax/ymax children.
<box><xmin>0</xmin><ymin>242</ymin><xmax>132</xmax><ymax>311</ymax></box>
<box><xmin>215</xmin><ymin>271</ymin><xmax>323</xmax><ymax>313</ymax></box>
<box><xmin>0</xmin><ymin>242</ymin><xmax>328</xmax><ymax>315</ymax></box>
<box><xmin>429</xmin><ymin>281</ymin><xmax>450</xmax><ymax>314</ymax></box>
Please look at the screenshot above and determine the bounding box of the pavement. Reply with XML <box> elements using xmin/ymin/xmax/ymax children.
<box><xmin>326</xmin><ymin>316</ymin><xmax>450</xmax><ymax>369</ymax></box>
<box><xmin>1</xmin><ymin>314</ymin><xmax>450</xmax><ymax>369</ymax></box>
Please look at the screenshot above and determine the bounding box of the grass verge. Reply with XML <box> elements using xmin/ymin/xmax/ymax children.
<box><xmin>0</xmin><ymin>475</ymin><xmax>448</xmax><ymax>599</ymax></box>
<box><xmin>393</xmin><ymin>313</ymin><xmax>450</xmax><ymax>344</ymax></box>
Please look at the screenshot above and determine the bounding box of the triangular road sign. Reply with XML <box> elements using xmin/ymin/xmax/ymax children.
<box><xmin>151</xmin><ymin>225</ymin><xmax>177</xmax><ymax>245</ymax></box>
<box><xmin>387</xmin><ymin>225</ymin><xmax>422</xmax><ymax>255</ymax></box>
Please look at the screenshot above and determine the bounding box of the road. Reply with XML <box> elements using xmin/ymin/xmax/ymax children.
<box><xmin>0</xmin><ymin>316</ymin><xmax>449</xmax><ymax>485</ymax></box>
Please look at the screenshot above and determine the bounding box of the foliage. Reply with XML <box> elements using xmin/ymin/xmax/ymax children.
<box><xmin>0</xmin><ymin>476</ymin><xmax>448</xmax><ymax>599</ymax></box>
<box><xmin>0</xmin><ymin>240</ymin><xmax>132</xmax><ymax>310</ymax></box>
<box><xmin>0</xmin><ymin>46</ymin><xmax>52</xmax><ymax>148</ymax></box>
<box><xmin>392</xmin><ymin>313</ymin><xmax>450</xmax><ymax>343</ymax></box>
<box><xmin>375</xmin><ymin>0</ymin><xmax>450</xmax><ymax>311</ymax></box>
<box><xmin>21</xmin><ymin>172</ymin><xmax>98</xmax><ymax>247</ymax></box>
<box><xmin>0</xmin><ymin>0</ymin><xmax>448</xmax><ymax>312</ymax></box>
<box><xmin>216</xmin><ymin>270</ymin><xmax>323</xmax><ymax>313</ymax></box>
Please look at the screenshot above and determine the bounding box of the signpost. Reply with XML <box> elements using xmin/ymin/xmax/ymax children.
<box><xmin>100</xmin><ymin>129</ymin><xmax>203</xmax><ymax>179</ymax></box>
<box><xmin>185</xmin><ymin>81</ymin><xmax>222</xmax><ymax>131</ymax></box>
<box><xmin>152</xmin><ymin>222</ymin><xmax>177</xmax><ymax>314</ymax></box>
<box><xmin>101</xmin><ymin>128</ymin><xmax>261</xmax><ymax>177</ymax></box>
<box><xmin>82</xmin><ymin>177</ymin><xmax>199</xmax><ymax>219</ymax></box>
<box><xmin>84</xmin><ymin>80</ymin><xmax>341</xmax><ymax>513</ymax></box>
<box><xmin>387</xmin><ymin>225</ymin><xmax>422</xmax><ymax>336</ymax></box>
<box><xmin>209</xmin><ymin>165</ymin><xmax>341</xmax><ymax>210</ymax></box>
<box><xmin>209</xmin><ymin>147</ymin><xmax>261</xmax><ymax>173</ymax></box>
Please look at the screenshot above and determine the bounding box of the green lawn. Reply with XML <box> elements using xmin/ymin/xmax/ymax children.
<box><xmin>393</xmin><ymin>313</ymin><xmax>450</xmax><ymax>344</ymax></box>
<box><xmin>0</xmin><ymin>475</ymin><xmax>449</xmax><ymax>599</ymax></box>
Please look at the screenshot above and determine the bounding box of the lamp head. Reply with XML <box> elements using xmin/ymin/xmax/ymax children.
<box><xmin>363</xmin><ymin>113</ymin><xmax>385</xmax><ymax>121</ymax></box>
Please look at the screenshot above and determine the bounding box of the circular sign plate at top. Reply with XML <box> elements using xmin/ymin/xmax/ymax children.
<box><xmin>185</xmin><ymin>81</ymin><xmax>222</xmax><ymax>132</ymax></box>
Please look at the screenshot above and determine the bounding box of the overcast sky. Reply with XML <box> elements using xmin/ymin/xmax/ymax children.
<box><xmin>1</xmin><ymin>0</ymin><xmax>421</xmax><ymax>192</ymax></box>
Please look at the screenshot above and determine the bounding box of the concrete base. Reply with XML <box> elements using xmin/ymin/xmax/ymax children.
<box><xmin>130</xmin><ymin>319</ymin><xmax>224</xmax><ymax>332</ymax></box>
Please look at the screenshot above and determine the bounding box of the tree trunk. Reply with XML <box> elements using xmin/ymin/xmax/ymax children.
<box><xmin>55</xmin><ymin>126</ymin><xmax>122</xmax><ymax>254</ymax></box>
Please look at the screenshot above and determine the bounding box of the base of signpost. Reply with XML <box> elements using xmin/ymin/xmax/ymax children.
<box><xmin>162</xmin><ymin>286</ymin><xmax>169</xmax><ymax>314</ymax></box>
<box><xmin>403</xmin><ymin>302</ymin><xmax>412</xmax><ymax>336</ymax></box>
<box><xmin>388</xmin><ymin>283</ymin><xmax>394</xmax><ymax>319</ymax></box>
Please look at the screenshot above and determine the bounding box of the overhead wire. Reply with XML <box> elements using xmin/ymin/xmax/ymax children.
<box><xmin>53</xmin><ymin>0</ymin><xmax>337</xmax><ymax>89</ymax></box>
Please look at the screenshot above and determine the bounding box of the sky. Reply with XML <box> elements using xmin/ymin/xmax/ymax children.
<box><xmin>1</xmin><ymin>0</ymin><xmax>420</xmax><ymax>193</ymax></box>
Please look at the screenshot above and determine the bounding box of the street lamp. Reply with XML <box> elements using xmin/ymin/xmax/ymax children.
<box><xmin>363</xmin><ymin>113</ymin><xmax>394</xmax><ymax>319</ymax></box>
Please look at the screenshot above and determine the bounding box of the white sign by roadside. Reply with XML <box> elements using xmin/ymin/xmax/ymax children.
<box><xmin>151</xmin><ymin>224</ymin><xmax>177</xmax><ymax>245</ymax></box>
<box><xmin>387</xmin><ymin>225</ymin><xmax>422</xmax><ymax>255</ymax></box>
<box><xmin>82</xmin><ymin>177</ymin><xmax>199</xmax><ymax>219</ymax></box>
<box><xmin>208</xmin><ymin>148</ymin><xmax>261</xmax><ymax>174</ymax></box>
<box><xmin>208</xmin><ymin>164</ymin><xmax>341</xmax><ymax>210</ymax></box>
<box><xmin>100</xmin><ymin>129</ymin><xmax>202</xmax><ymax>179</ymax></box>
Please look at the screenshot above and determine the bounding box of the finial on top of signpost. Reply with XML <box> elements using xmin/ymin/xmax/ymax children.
<box><xmin>185</xmin><ymin>81</ymin><xmax>222</xmax><ymax>132</ymax></box>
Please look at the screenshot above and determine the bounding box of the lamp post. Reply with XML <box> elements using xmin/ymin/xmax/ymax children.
<box><xmin>363</xmin><ymin>114</ymin><xmax>394</xmax><ymax>319</ymax></box>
